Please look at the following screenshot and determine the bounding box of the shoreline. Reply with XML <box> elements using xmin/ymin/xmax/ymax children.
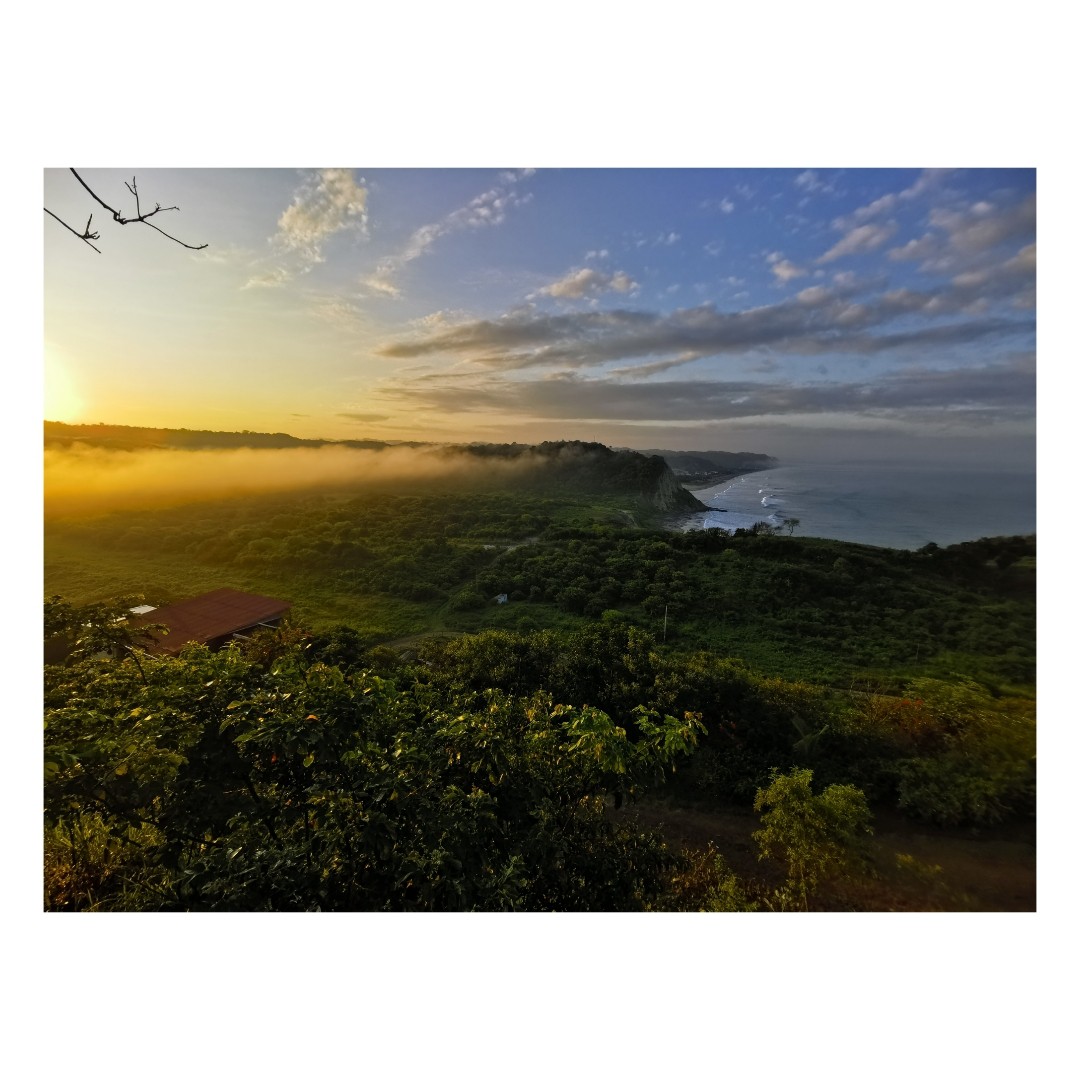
<box><xmin>674</xmin><ymin>462</ymin><xmax>1036</xmax><ymax>549</ymax></box>
<box><xmin>680</xmin><ymin>466</ymin><xmax>776</xmax><ymax>492</ymax></box>
<box><xmin>666</xmin><ymin>469</ymin><xmax>773</xmax><ymax>532</ymax></box>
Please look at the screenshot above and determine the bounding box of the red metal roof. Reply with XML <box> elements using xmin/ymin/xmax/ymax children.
<box><xmin>133</xmin><ymin>588</ymin><xmax>291</xmax><ymax>655</ymax></box>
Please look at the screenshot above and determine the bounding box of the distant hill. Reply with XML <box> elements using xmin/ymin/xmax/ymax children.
<box><xmin>457</xmin><ymin>440</ymin><xmax>706</xmax><ymax>512</ymax></box>
<box><xmin>43</xmin><ymin>421</ymin><xmax>417</xmax><ymax>452</ymax></box>
<box><xmin>636</xmin><ymin>449</ymin><xmax>777</xmax><ymax>488</ymax></box>
<box><xmin>44</xmin><ymin>424</ymin><xmax>705</xmax><ymax>514</ymax></box>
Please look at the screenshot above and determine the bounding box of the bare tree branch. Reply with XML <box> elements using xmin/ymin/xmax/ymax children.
<box><xmin>43</xmin><ymin>207</ymin><xmax>102</xmax><ymax>253</ymax></box>
<box><xmin>45</xmin><ymin>169</ymin><xmax>208</xmax><ymax>252</ymax></box>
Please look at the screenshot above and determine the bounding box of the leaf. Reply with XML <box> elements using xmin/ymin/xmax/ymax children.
<box><xmin>303</xmin><ymin>753</ymin><xmax>315</xmax><ymax>768</ymax></box>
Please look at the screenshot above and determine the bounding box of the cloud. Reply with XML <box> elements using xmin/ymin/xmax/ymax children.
<box><xmin>842</xmin><ymin>168</ymin><xmax>954</xmax><ymax>228</ymax></box>
<box><xmin>818</xmin><ymin>222</ymin><xmax>897</xmax><ymax>263</ymax></box>
<box><xmin>376</xmin><ymin>354</ymin><xmax>1034</xmax><ymax>426</ymax></box>
<box><xmin>795</xmin><ymin>170</ymin><xmax>833</xmax><ymax>194</ymax></box>
<box><xmin>888</xmin><ymin>233</ymin><xmax>940</xmax><ymax>263</ymax></box>
<box><xmin>241</xmin><ymin>169</ymin><xmax>369</xmax><ymax>289</ymax></box>
<box><xmin>929</xmin><ymin>193</ymin><xmax>1036</xmax><ymax>256</ymax></box>
<box><xmin>767</xmin><ymin>252</ymin><xmax>807</xmax><ymax>284</ymax></box>
<box><xmin>274</xmin><ymin>169</ymin><xmax>369</xmax><ymax>265</ymax></box>
<box><xmin>822</xmin><ymin>172</ymin><xmax>964</xmax><ymax>269</ymax></box>
<box><xmin>361</xmin><ymin>276</ymin><xmax>402</xmax><ymax>299</ymax></box>
<box><xmin>242</xmin><ymin>267</ymin><xmax>293</xmax><ymax>290</ymax></box>
<box><xmin>308</xmin><ymin>297</ymin><xmax>371</xmax><ymax>332</ymax></box>
<box><xmin>537</xmin><ymin>267</ymin><xmax>639</xmax><ymax>300</ymax></box>
<box><xmin>888</xmin><ymin>192</ymin><xmax>1035</xmax><ymax>279</ymax></box>
<box><xmin>338</xmin><ymin>412</ymin><xmax>389</xmax><ymax>423</ymax></box>
<box><xmin>796</xmin><ymin>285</ymin><xmax>832</xmax><ymax>306</ymax></box>
<box><xmin>889</xmin><ymin>210</ymin><xmax>1037</xmax><ymax>312</ymax></box>
<box><xmin>365</xmin><ymin>170</ymin><xmax>535</xmax><ymax>296</ymax></box>
<box><xmin>850</xmin><ymin>192</ymin><xmax>899</xmax><ymax>224</ymax></box>
<box><xmin>376</xmin><ymin>281</ymin><xmax>1033</xmax><ymax>374</ymax></box>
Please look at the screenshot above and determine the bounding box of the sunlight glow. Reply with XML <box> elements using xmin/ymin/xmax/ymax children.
<box><xmin>45</xmin><ymin>349</ymin><xmax>84</xmax><ymax>423</ymax></box>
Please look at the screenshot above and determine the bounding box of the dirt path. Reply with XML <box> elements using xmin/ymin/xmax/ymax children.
<box><xmin>617</xmin><ymin>797</ymin><xmax>1035</xmax><ymax>911</ymax></box>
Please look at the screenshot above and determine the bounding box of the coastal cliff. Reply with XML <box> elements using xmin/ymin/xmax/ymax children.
<box><xmin>640</xmin><ymin>454</ymin><xmax>708</xmax><ymax>512</ymax></box>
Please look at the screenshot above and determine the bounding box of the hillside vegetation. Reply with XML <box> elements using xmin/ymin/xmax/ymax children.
<box><xmin>44</xmin><ymin>430</ymin><xmax>1035</xmax><ymax>911</ymax></box>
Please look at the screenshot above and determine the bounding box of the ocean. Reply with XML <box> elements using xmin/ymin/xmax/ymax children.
<box><xmin>680</xmin><ymin>462</ymin><xmax>1036</xmax><ymax>550</ymax></box>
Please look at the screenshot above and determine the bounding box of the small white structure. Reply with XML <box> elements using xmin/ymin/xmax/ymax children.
<box><xmin>494</xmin><ymin>593</ymin><xmax>509</xmax><ymax>604</ymax></box>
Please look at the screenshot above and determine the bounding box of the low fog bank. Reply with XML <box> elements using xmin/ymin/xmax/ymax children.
<box><xmin>43</xmin><ymin>444</ymin><xmax>552</xmax><ymax>518</ymax></box>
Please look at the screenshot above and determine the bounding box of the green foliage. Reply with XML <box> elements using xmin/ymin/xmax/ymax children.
<box><xmin>44</xmin><ymin>634</ymin><xmax>708</xmax><ymax>911</ymax></box>
<box><xmin>889</xmin><ymin>679</ymin><xmax>1036</xmax><ymax>826</ymax></box>
<box><xmin>43</xmin><ymin>452</ymin><xmax>1035</xmax><ymax>910</ymax></box>
<box><xmin>662</xmin><ymin>848</ymin><xmax>758</xmax><ymax>912</ymax></box>
<box><xmin>753</xmin><ymin>768</ymin><xmax>873</xmax><ymax>910</ymax></box>
<box><xmin>46</xmin><ymin>472</ymin><xmax>1035</xmax><ymax>691</ymax></box>
<box><xmin>44</xmin><ymin>593</ymin><xmax>166</xmax><ymax>665</ymax></box>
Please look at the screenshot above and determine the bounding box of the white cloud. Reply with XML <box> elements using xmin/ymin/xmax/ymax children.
<box><xmin>888</xmin><ymin>195</ymin><xmax>1035</xmax><ymax>280</ymax></box>
<box><xmin>818</xmin><ymin>222</ymin><xmax>897</xmax><ymax>263</ymax></box>
<box><xmin>274</xmin><ymin>168</ymin><xmax>368</xmax><ymax>265</ymax></box>
<box><xmin>537</xmin><ymin>266</ymin><xmax>639</xmax><ymax>300</ymax></box>
<box><xmin>851</xmin><ymin>192</ymin><xmax>898</xmax><ymax>223</ymax></box>
<box><xmin>242</xmin><ymin>266</ymin><xmax>292</xmax><ymax>290</ymax></box>
<box><xmin>360</xmin><ymin>275</ymin><xmax>402</xmax><ymax>299</ymax></box>
<box><xmin>888</xmin><ymin>233</ymin><xmax>939</xmax><ymax>262</ymax></box>
<box><xmin>767</xmin><ymin>251</ymin><xmax>807</xmax><ymax>283</ymax></box>
<box><xmin>841</xmin><ymin>169</ymin><xmax>953</xmax><ymax>230</ymax></box>
<box><xmin>366</xmin><ymin>170</ymin><xmax>534</xmax><ymax>296</ymax></box>
<box><xmin>794</xmin><ymin>170</ymin><xmax>840</xmax><ymax>196</ymax></box>
<box><xmin>796</xmin><ymin>285</ymin><xmax>831</xmax><ymax>306</ymax></box>
<box><xmin>929</xmin><ymin>193</ymin><xmax>1036</xmax><ymax>256</ymax></box>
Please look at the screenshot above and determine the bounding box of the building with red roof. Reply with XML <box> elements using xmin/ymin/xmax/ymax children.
<box><xmin>133</xmin><ymin>588</ymin><xmax>291</xmax><ymax>655</ymax></box>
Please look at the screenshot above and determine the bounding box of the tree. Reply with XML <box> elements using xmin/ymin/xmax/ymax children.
<box><xmin>44</xmin><ymin>622</ymin><xmax>706</xmax><ymax>911</ymax></box>
<box><xmin>44</xmin><ymin>595</ymin><xmax>165</xmax><ymax>668</ymax></box>
<box><xmin>784</xmin><ymin>517</ymin><xmax>801</xmax><ymax>536</ymax></box>
<box><xmin>45</xmin><ymin>169</ymin><xmax>207</xmax><ymax>254</ymax></box>
<box><xmin>752</xmin><ymin>767</ymin><xmax>872</xmax><ymax>910</ymax></box>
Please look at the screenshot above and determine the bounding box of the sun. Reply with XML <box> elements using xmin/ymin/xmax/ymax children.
<box><xmin>45</xmin><ymin>347</ymin><xmax>84</xmax><ymax>423</ymax></box>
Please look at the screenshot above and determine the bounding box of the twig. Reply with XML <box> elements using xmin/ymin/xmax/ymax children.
<box><xmin>43</xmin><ymin>208</ymin><xmax>102</xmax><ymax>253</ymax></box>
<box><xmin>45</xmin><ymin>169</ymin><xmax>208</xmax><ymax>252</ymax></box>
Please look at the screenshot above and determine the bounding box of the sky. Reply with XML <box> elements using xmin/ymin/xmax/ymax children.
<box><xmin>43</xmin><ymin>166</ymin><xmax>1036</xmax><ymax>467</ymax></box>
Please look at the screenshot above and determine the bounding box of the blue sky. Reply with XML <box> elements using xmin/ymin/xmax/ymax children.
<box><xmin>44</xmin><ymin>166</ymin><xmax>1036</xmax><ymax>465</ymax></box>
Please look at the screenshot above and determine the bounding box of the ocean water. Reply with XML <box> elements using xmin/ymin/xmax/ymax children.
<box><xmin>680</xmin><ymin>462</ymin><xmax>1036</xmax><ymax>550</ymax></box>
